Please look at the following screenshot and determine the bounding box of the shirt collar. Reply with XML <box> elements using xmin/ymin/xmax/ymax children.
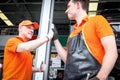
<box><xmin>73</xmin><ymin>15</ymin><xmax>89</xmax><ymax>29</ymax></box>
<box><xmin>16</xmin><ymin>36</ymin><xmax>24</xmax><ymax>42</ymax></box>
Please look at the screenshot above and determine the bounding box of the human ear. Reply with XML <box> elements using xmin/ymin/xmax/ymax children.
<box><xmin>76</xmin><ymin>1</ymin><xmax>81</xmax><ymax>9</ymax></box>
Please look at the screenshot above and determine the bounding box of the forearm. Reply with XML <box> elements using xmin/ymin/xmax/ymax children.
<box><xmin>32</xmin><ymin>67</ymin><xmax>40</xmax><ymax>72</ymax></box>
<box><xmin>54</xmin><ymin>39</ymin><xmax>67</xmax><ymax>63</ymax></box>
<box><xmin>17</xmin><ymin>36</ymin><xmax>48</xmax><ymax>52</ymax></box>
<box><xmin>97</xmin><ymin>50</ymin><xmax>118</xmax><ymax>80</ymax></box>
<box><xmin>96</xmin><ymin>36</ymin><xmax>118</xmax><ymax>80</ymax></box>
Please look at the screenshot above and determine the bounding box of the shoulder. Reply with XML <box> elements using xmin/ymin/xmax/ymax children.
<box><xmin>7</xmin><ymin>37</ymin><xmax>17</xmax><ymax>42</ymax></box>
<box><xmin>89</xmin><ymin>15</ymin><xmax>109</xmax><ymax>25</ymax></box>
<box><xmin>6</xmin><ymin>37</ymin><xmax>20</xmax><ymax>44</ymax></box>
<box><xmin>90</xmin><ymin>15</ymin><xmax>106</xmax><ymax>20</ymax></box>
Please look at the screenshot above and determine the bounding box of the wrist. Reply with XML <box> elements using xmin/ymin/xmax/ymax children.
<box><xmin>37</xmin><ymin>68</ymin><xmax>40</xmax><ymax>72</ymax></box>
<box><xmin>46</xmin><ymin>36</ymin><xmax>49</xmax><ymax>41</ymax></box>
<box><xmin>32</xmin><ymin>67</ymin><xmax>40</xmax><ymax>72</ymax></box>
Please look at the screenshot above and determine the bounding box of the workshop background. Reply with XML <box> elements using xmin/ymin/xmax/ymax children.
<box><xmin>0</xmin><ymin>0</ymin><xmax>120</xmax><ymax>80</ymax></box>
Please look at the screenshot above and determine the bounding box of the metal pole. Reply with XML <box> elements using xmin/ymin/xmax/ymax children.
<box><xmin>43</xmin><ymin>0</ymin><xmax>54</xmax><ymax>80</ymax></box>
<box><xmin>33</xmin><ymin>0</ymin><xmax>54</xmax><ymax>80</ymax></box>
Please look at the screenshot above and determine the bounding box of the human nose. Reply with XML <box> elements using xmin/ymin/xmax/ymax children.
<box><xmin>65</xmin><ymin>8</ymin><xmax>68</xmax><ymax>14</ymax></box>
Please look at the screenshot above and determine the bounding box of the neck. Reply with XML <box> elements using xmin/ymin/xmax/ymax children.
<box><xmin>76</xmin><ymin>10</ymin><xmax>87</xmax><ymax>26</ymax></box>
<box><xmin>18</xmin><ymin>34</ymin><xmax>28</xmax><ymax>42</ymax></box>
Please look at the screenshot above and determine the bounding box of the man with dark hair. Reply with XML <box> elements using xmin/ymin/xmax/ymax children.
<box><xmin>53</xmin><ymin>0</ymin><xmax>118</xmax><ymax>80</ymax></box>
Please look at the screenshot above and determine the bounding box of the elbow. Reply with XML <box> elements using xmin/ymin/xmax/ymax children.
<box><xmin>64</xmin><ymin>60</ymin><xmax>66</xmax><ymax>64</ymax></box>
<box><xmin>115</xmin><ymin>47</ymin><xmax>118</xmax><ymax>58</ymax></box>
<box><xmin>63</xmin><ymin>57</ymin><xmax>67</xmax><ymax>64</ymax></box>
<box><xmin>25</xmin><ymin>47</ymin><xmax>34</xmax><ymax>51</ymax></box>
<box><xmin>116</xmin><ymin>51</ymin><xmax>118</xmax><ymax>59</ymax></box>
<box><xmin>20</xmin><ymin>46</ymin><xmax>32</xmax><ymax>52</ymax></box>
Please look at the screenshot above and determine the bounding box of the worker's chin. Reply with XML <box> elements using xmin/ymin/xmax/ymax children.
<box><xmin>27</xmin><ymin>36</ymin><xmax>33</xmax><ymax>40</ymax></box>
<box><xmin>68</xmin><ymin>17</ymin><xmax>74</xmax><ymax>20</ymax></box>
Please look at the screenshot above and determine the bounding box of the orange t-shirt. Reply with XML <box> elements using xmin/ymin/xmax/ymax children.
<box><xmin>2</xmin><ymin>36</ymin><xmax>32</xmax><ymax>80</ymax></box>
<box><xmin>69</xmin><ymin>15</ymin><xmax>114</xmax><ymax>64</ymax></box>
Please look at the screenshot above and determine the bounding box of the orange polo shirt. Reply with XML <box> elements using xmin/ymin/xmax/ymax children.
<box><xmin>69</xmin><ymin>15</ymin><xmax>114</xmax><ymax>64</ymax></box>
<box><xmin>2</xmin><ymin>36</ymin><xmax>32</xmax><ymax>80</ymax></box>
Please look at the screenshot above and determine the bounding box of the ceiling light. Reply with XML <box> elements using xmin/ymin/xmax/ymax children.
<box><xmin>89</xmin><ymin>3</ymin><xmax>98</xmax><ymax>11</ymax></box>
<box><xmin>0</xmin><ymin>10</ymin><xmax>14</xmax><ymax>26</ymax></box>
<box><xmin>88</xmin><ymin>0</ymin><xmax>99</xmax><ymax>16</ymax></box>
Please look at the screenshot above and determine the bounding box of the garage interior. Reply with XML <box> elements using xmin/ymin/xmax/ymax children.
<box><xmin>0</xmin><ymin>0</ymin><xmax>120</xmax><ymax>80</ymax></box>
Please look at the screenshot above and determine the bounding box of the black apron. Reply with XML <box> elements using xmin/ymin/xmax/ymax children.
<box><xmin>64</xmin><ymin>34</ymin><xmax>101</xmax><ymax>80</ymax></box>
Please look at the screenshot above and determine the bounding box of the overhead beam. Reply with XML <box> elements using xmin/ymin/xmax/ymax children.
<box><xmin>12</xmin><ymin>0</ymin><xmax>33</xmax><ymax>20</ymax></box>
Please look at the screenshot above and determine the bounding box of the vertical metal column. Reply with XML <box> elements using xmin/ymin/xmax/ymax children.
<box><xmin>33</xmin><ymin>0</ymin><xmax>54</xmax><ymax>80</ymax></box>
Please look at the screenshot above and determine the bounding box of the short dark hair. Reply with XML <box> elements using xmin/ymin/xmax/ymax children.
<box><xmin>72</xmin><ymin>0</ymin><xmax>89</xmax><ymax>11</ymax></box>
